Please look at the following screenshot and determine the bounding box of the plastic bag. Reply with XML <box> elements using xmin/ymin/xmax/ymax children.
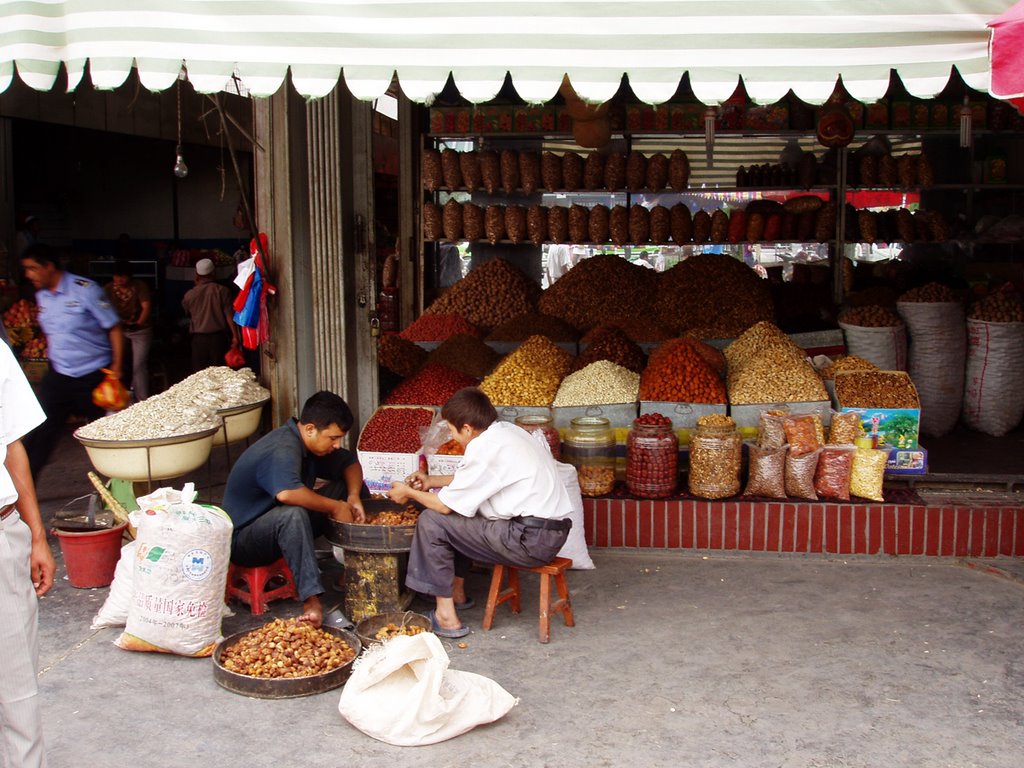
<box><xmin>419</xmin><ymin>420</ymin><xmax>455</xmax><ymax>457</ymax></box>
<box><xmin>756</xmin><ymin>408</ymin><xmax>789</xmax><ymax>449</ymax></box>
<box><xmin>785</xmin><ymin>447</ymin><xmax>821</xmax><ymax>500</ymax></box>
<box><xmin>850</xmin><ymin>448</ymin><xmax>888</xmax><ymax>502</ymax></box>
<box><xmin>338</xmin><ymin>632</ymin><xmax>517</xmax><ymax>746</ymax></box>
<box><xmin>813</xmin><ymin>445</ymin><xmax>855</xmax><ymax>501</ymax></box>
<box><xmin>828</xmin><ymin>411</ymin><xmax>861</xmax><ymax>445</ymax></box>
<box><xmin>92</xmin><ymin>368</ymin><xmax>130</xmax><ymax>411</ymax></box>
<box><xmin>783</xmin><ymin>415</ymin><xmax>819</xmax><ymax>457</ymax></box>
<box><xmin>743</xmin><ymin>442</ymin><xmax>787</xmax><ymax>499</ymax></box>
<box><xmin>115</xmin><ymin>483</ymin><xmax>233</xmax><ymax>657</ymax></box>
<box><xmin>224</xmin><ymin>346</ymin><xmax>246</xmax><ymax>369</ymax></box>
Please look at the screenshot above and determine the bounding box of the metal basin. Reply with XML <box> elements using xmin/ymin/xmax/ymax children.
<box><xmin>355</xmin><ymin>611</ymin><xmax>432</xmax><ymax>650</ymax></box>
<box><xmin>212</xmin><ymin>625</ymin><xmax>361</xmax><ymax>699</ymax></box>
<box><xmin>74</xmin><ymin>425</ymin><xmax>219</xmax><ymax>482</ymax></box>
<box><xmin>326</xmin><ymin>498</ymin><xmax>419</xmax><ymax>552</ymax></box>
<box><xmin>212</xmin><ymin>398</ymin><xmax>269</xmax><ymax>446</ymax></box>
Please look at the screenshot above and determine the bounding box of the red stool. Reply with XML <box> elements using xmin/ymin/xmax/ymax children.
<box><xmin>482</xmin><ymin>557</ymin><xmax>575</xmax><ymax>643</ymax></box>
<box><xmin>225</xmin><ymin>559</ymin><xmax>299</xmax><ymax>615</ymax></box>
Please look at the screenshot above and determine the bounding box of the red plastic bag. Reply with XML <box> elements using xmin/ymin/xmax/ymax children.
<box><xmin>92</xmin><ymin>369</ymin><xmax>130</xmax><ymax>411</ymax></box>
<box><xmin>224</xmin><ymin>347</ymin><xmax>245</xmax><ymax>369</ymax></box>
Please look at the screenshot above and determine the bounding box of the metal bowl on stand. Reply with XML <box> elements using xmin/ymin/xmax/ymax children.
<box><xmin>74</xmin><ymin>425</ymin><xmax>219</xmax><ymax>483</ymax></box>
<box><xmin>212</xmin><ymin>626</ymin><xmax>361</xmax><ymax>699</ymax></box>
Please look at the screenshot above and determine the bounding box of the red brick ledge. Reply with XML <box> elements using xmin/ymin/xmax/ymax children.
<box><xmin>582</xmin><ymin>499</ymin><xmax>1024</xmax><ymax>558</ymax></box>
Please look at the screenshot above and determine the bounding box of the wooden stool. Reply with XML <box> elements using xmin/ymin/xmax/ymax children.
<box><xmin>482</xmin><ymin>557</ymin><xmax>575</xmax><ymax>643</ymax></box>
<box><xmin>225</xmin><ymin>559</ymin><xmax>299</xmax><ymax>615</ymax></box>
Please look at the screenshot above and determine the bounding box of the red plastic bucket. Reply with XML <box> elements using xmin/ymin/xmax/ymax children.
<box><xmin>53</xmin><ymin>523</ymin><xmax>128</xmax><ymax>588</ymax></box>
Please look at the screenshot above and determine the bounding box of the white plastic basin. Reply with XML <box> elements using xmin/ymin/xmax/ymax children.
<box><xmin>75</xmin><ymin>426</ymin><xmax>219</xmax><ymax>482</ymax></box>
<box><xmin>212</xmin><ymin>398</ymin><xmax>269</xmax><ymax>446</ymax></box>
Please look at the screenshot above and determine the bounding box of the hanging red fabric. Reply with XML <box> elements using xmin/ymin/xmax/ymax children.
<box><xmin>988</xmin><ymin>1</ymin><xmax>1024</xmax><ymax>113</ymax></box>
<box><xmin>233</xmin><ymin>233</ymin><xmax>276</xmax><ymax>350</ymax></box>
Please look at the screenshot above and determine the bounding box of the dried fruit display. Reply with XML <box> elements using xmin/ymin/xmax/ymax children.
<box><xmin>562</xmin><ymin>151</ymin><xmax>583</xmax><ymax>191</ymax></box>
<box><xmin>423</xmin><ymin>202</ymin><xmax>443</xmax><ymax>241</ymax></box>
<box><xmin>500</xmin><ymin>149</ymin><xmax>520</xmax><ymax>193</ymax></box>
<box><xmin>422</xmin><ymin>149</ymin><xmax>443</xmax><ymax>192</ymax></box>
<box><xmin>568</xmin><ymin>204</ymin><xmax>589</xmax><ymax>243</ymax></box>
<box><xmin>650</xmin><ymin>206</ymin><xmax>671</xmax><ymax>245</ymax></box>
<box><xmin>367</xmin><ymin>505</ymin><xmax>421</xmax><ymax>526</ymax></box>
<box><xmin>839</xmin><ymin>305</ymin><xmax>903</xmax><ymax>328</ymax></box>
<box><xmin>609</xmin><ymin>205</ymin><xmax>629</xmax><ymax>246</ymax></box>
<box><xmin>898</xmin><ymin>282</ymin><xmax>958</xmax><ymax>303</ymax></box>
<box><xmin>383</xmin><ymin>363</ymin><xmax>478</xmax><ymax>406</ymax></box>
<box><xmin>427</xmin><ymin>333</ymin><xmax>500</xmax><ymax>379</ymax></box>
<box><xmin>441</xmin><ymin>149</ymin><xmax>463</xmax><ymax>189</ymax></box>
<box><xmin>358</xmin><ymin>407</ymin><xmax>435</xmax><ymax>453</ymax></box>
<box><xmin>479</xmin><ymin>150</ymin><xmax>500</xmax><ymax>194</ymax></box>
<box><xmin>541</xmin><ymin>151</ymin><xmax>563</xmax><ymax>190</ymax></box>
<box><xmin>538</xmin><ymin>253</ymin><xmax>659</xmax><ymax>334</ymax></box>
<box><xmin>834</xmin><ymin>371</ymin><xmax>919</xmax><ymax>409</ymax></box>
<box><xmin>519</xmin><ymin>151</ymin><xmax>541</xmax><ymax>195</ymax></box>
<box><xmin>505</xmin><ymin>205</ymin><xmax>527</xmax><ymax>244</ymax></box>
<box><xmin>553</xmin><ymin>360</ymin><xmax>639</xmax><ymax>406</ymax></box>
<box><xmin>668</xmin><ymin>149</ymin><xmax>690</xmax><ymax>189</ymax></box>
<box><xmin>479</xmin><ymin>335</ymin><xmax>572</xmax><ymax>406</ymax></box>
<box><xmin>547</xmin><ymin>206</ymin><xmax>569</xmax><ymax>243</ymax></box>
<box><xmin>817</xmin><ymin>355</ymin><xmax>878</xmax><ymax>381</ymax></box>
<box><xmin>583</xmin><ymin>152</ymin><xmax>605</xmax><ymax>190</ymax></box>
<box><xmin>486</xmin><ymin>312</ymin><xmax>579</xmax><ymax>343</ymax></box>
<box><xmin>573</xmin><ymin>326</ymin><xmax>647</xmax><ymax>374</ymax></box>
<box><xmin>374</xmin><ymin>622</ymin><xmax>428</xmax><ymax>641</ymax></box>
<box><xmin>639</xmin><ymin>338</ymin><xmax>726</xmax><ymax>403</ymax></box>
<box><xmin>462</xmin><ymin>202</ymin><xmax>484</xmax><ymax>241</ymax></box>
<box><xmin>670</xmin><ymin>204</ymin><xmax>693</xmax><ymax>244</ymax></box>
<box><xmin>400</xmin><ymin>314</ymin><xmax>483</xmax><ymax>343</ymax></box>
<box><xmin>588</xmin><ymin>204</ymin><xmax>610</xmax><ymax>243</ymax></box>
<box><xmin>527</xmin><ymin>205</ymin><xmax>548</xmax><ymax>243</ymax></box>
<box><xmin>603</xmin><ymin>152</ymin><xmax>626</xmax><ymax>190</ymax></box>
<box><xmin>219</xmin><ymin>618</ymin><xmax>356</xmax><ymax>679</ymax></box>
<box><xmin>653</xmin><ymin>253</ymin><xmax>774</xmax><ymax>338</ymax></box>
<box><xmin>724</xmin><ymin>321</ymin><xmax>828</xmax><ymax>404</ymax></box>
<box><xmin>645</xmin><ymin>153</ymin><xmax>668</xmax><ymax>192</ymax></box>
<box><xmin>688</xmin><ymin>415</ymin><xmax>742</xmax><ymax>499</ymax></box>
<box><xmin>484</xmin><ymin>204</ymin><xmax>505</xmax><ymax>244</ymax></box>
<box><xmin>459</xmin><ymin>151</ymin><xmax>482</xmax><ymax>190</ymax></box>
<box><xmin>378</xmin><ymin>334</ymin><xmax>427</xmax><ymax>378</ymax></box>
<box><xmin>626</xmin><ymin>151</ymin><xmax>646</xmax><ymax>190</ymax></box>
<box><xmin>968</xmin><ymin>292</ymin><xmax>1024</xmax><ymax>322</ymax></box>
<box><xmin>423</xmin><ymin>257</ymin><xmax>539</xmax><ymax>332</ymax></box>
<box><xmin>442</xmin><ymin>199</ymin><xmax>463</xmax><ymax>241</ymax></box>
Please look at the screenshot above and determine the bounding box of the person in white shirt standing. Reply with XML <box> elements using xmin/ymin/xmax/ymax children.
<box><xmin>0</xmin><ymin>340</ymin><xmax>54</xmax><ymax>767</ymax></box>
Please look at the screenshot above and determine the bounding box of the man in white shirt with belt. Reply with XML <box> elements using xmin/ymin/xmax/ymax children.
<box><xmin>387</xmin><ymin>387</ymin><xmax>572</xmax><ymax>638</ymax></box>
<box><xmin>0</xmin><ymin>340</ymin><xmax>54</xmax><ymax>767</ymax></box>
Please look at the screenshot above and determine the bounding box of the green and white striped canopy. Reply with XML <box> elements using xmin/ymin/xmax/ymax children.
<box><xmin>0</xmin><ymin>0</ymin><xmax>1013</xmax><ymax>104</ymax></box>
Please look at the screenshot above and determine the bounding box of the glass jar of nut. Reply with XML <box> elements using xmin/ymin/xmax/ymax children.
<box><xmin>688</xmin><ymin>413</ymin><xmax>742</xmax><ymax>499</ymax></box>
<box><xmin>563</xmin><ymin>416</ymin><xmax>616</xmax><ymax>497</ymax></box>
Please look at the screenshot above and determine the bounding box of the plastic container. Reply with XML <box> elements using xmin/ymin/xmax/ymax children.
<box><xmin>53</xmin><ymin>522</ymin><xmax>128</xmax><ymax>588</ymax></box>
<box><xmin>626</xmin><ymin>416</ymin><xmax>678</xmax><ymax>498</ymax></box>
<box><xmin>562</xmin><ymin>416</ymin><xmax>616</xmax><ymax>497</ymax></box>
<box><xmin>515</xmin><ymin>412</ymin><xmax>561</xmax><ymax>459</ymax></box>
<box><xmin>688</xmin><ymin>416</ymin><xmax>742</xmax><ymax>500</ymax></box>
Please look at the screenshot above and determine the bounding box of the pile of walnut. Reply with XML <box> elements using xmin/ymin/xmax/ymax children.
<box><xmin>219</xmin><ymin>618</ymin><xmax>356</xmax><ymax>679</ymax></box>
<box><xmin>368</xmin><ymin>506</ymin><xmax>420</xmax><ymax>526</ymax></box>
<box><xmin>818</xmin><ymin>355</ymin><xmax>879</xmax><ymax>381</ymax></box>
<box><xmin>374</xmin><ymin>622</ymin><xmax>428</xmax><ymax>641</ymax></box>
<box><xmin>724</xmin><ymin>321</ymin><xmax>828</xmax><ymax>404</ymax></box>
<box><xmin>968</xmin><ymin>293</ymin><xmax>1024</xmax><ymax>323</ymax></box>
<box><xmin>835</xmin><ymin>371</ymin><xmax>920</xmax><ymax>409</ymax></box>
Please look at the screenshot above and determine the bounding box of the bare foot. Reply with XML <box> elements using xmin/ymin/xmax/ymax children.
<box><xmin>298</xmin><ymin>595</ymin><xmax>323</xmax><ymax>628</ymax></box>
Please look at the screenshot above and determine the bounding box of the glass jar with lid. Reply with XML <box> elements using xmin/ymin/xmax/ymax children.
<box><xmin>626</xmin><ymin>413</ymin><xmax>678</xmax><ymax>498</ymax></box>
<box><xmin>688</xmin><ymin>414</ymin><xmax>742</xmax><ymax>499</ymax></box>
<box><xmin>562</xmin><ymin>416</ymin><xmax>616</xmax><ymax>497</ymax></box>
<box><xmin>515</xmin><ymin>413</ymin><xmax>561</xmax><ymax>460</ymax></box>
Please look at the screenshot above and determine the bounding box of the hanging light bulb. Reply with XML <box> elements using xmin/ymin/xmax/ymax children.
<box><xmin>173</xmin><ymin>145</ymin><xmax>189</xmax><ymax>179</ymax></box>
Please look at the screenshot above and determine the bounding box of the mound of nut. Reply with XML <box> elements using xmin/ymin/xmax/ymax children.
<box><xmin>724</xmin><ymin>322</ymin><xmax>827</xmax><ymax>405</ymax></box>
<box><xmin>480</xmin><ymin>334</ymin><xmax>572</xmax><ymax>406</ymax></box>
<box><xmin>368</xmin><ymin>506</ymin><xmax>420</xmax><ymax>526</ymax></box>
<box><xmin>835</xmin><ymin>371</ymin><xmax>920</xmax><ymax>409</ymax></box>
<box><xmin>374</xmin><ymin>623</ymin><xmax>428</xmax><ymax>641</ymax></box>
<box><xmin>219</xmin><ymin>618</ymin><xmax>356</xmax><ymax>679</ymax></box>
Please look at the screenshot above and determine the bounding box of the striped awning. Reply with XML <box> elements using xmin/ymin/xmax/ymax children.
<box><xmin>0</xmin><ymin>0</ymin><xmax>1014</xmax><ymax>104</ymax></box>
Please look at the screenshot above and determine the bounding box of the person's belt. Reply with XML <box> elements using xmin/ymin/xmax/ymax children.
<box><xmin>0</xmin><ymin>503</ymin><xmax>17</xmax><ymax>521</ymax></box>
<box><xmin>514</xmin><ymin>516</ymin><xmax>571</xmax><ymax>531</ymax></box>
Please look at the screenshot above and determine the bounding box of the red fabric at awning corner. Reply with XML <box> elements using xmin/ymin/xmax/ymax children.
<box><xmin>989</xmin><ymin>1</ymin><xmax>1024</xmax><ymax>102</ymax></box>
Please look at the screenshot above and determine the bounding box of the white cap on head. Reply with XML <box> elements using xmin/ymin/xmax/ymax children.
<box><xmin>195</xmin><ymin>258</ymin><xmax>215</xmax><ymax>276</ymax></box>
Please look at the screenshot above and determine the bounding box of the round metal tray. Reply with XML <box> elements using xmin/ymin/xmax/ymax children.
<box><xmin>355</xmin><ymin>611</ymin><xmax>432</xmax><ymax>650</ymax></box>
<box><xmin>74</xmin><ymin>425</ymin><xmax>219</xmax><ymax>482</ymax></box>
<box><xmin>212</xmin><ymin>398</ymin><xmax>269</xmax><ymax>446</ymax></box>
<box><xmin>326</xmin><ymin>499</ymin><xmax>419</xmax><ymax>552</ymax></box>
<box><xmin>212</xmin><ymin>625</ymin><xmax>361</xmax><ymax>699</ymax></box>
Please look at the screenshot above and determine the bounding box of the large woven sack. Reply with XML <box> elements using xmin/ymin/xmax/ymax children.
<box><xmin>962</xmin><ymin>319</ymin><xmax>1024</xmax><ymax>436</ymax></box>
<box><xmin>896</xmin><ymin>301</ymin><xmax>965</xmax><ymax>437</ymax></box>
<box><xmin>838</xmin><ymin>321</ymin><xmax>907</xmax><ymax>371</ymax></box>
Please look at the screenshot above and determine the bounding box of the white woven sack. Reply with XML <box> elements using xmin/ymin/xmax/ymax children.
<box><xmin>90</xmin><ymin>540</ymin><xmax>139</xmax><ymax>629</ymax></box>
<box><xmin>962</xmin><ymin>319</ymin><xmax>1024</xmax><ymax>436</ymax></box>
<box><xmin>897</xmin><ymin>301</ymin><xmax>965</xmax><ymax>437</ymax></box>
<box><xmin>115</xmin><ymin>485</ymin><xmax>233</xmax><ymax>656</ymax></box>
<box><xmin>838</xmin><ymin>321</ymin><xmax>907</xmax><ymax>371</ymax></box>
<box><xmin>338</xmin><ymin>632</ymin><xmax>517</xmax><ymax>746</ymax></box>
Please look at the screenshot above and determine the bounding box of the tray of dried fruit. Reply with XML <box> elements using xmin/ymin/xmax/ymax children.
<box><xmin>212</xmin><ymin>618</ymin><xmax>361</xmax><ymax>699</ymax></box>
<box><xmin>355</xmin><ymin>610</ymin><xmax>432</xmax><ymax>650</ymax></box>
<box><xmin>326</xmin><ymin>497</ymin><xmax>421</xmax><ymax>552</ymax></box>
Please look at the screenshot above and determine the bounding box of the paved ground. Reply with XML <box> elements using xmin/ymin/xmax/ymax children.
<box><xmin>28</xmin><ymin>427</ymin><xmax>1024</xmax><ymax>768</ymax></box>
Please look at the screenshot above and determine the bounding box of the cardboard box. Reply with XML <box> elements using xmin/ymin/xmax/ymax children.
<box><xmin>426</xmin><ymin>454</ymin><xmax>463</xmax><ymax>477</ymax></box>
<box><xmin>840</xmin><ymin>407</ymin><xmax>920</xmax><ymax>450</ymax></box>
<box><xmin>885</xmin><ymin>446</ymin><xmax>928</xmax><ymax>475</ymax></box>
<box><xmin>357</xmin><ymin>450</ymin><xmax>422</xmax><ymax>494</ymax></box>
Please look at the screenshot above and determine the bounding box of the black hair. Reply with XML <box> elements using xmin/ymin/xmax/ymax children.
<box><xmin>299</xmin><ymin>391</ymin><xmax>354</xmax><ymax>432</ymax></box>
<box><xmin>112</xmin><ymin>260</ymin><xmax>133</xmax><ymax>277</ymax></box>
<box><xmin>20</xmin><ymin>242</ymin><xmax>58</xmax><ymax>267</ymax></box>
<box><xmin>441</xmin><ymin>387</ymin><xmax>497</xmax><ymax>431</ymax></box>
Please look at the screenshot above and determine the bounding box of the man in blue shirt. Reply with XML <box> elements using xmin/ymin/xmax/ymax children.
<box><xmin>20</xmin><ymin>243</ymin><xmax>124</xmax><ymax>479</ymax></box>
<box><xmin>222</xmin><ymin>391</ymin><xmax>368</xmax><ymax>628</ymax></box>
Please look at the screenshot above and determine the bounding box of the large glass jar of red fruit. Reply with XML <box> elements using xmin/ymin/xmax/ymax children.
<box><xmin>626</xmin><ymin>413</ymin><xmax>678</xmax><ymax>498</ymax></box>
<box><xmin>515</xmin><ymin>413</ymin><xmax>561</xmax><ymax>460</ymax></box>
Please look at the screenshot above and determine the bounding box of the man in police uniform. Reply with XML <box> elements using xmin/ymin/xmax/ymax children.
<box><xmin>19</xmin><ymin>243</ymin><xmax>123</xmax><ymax>479</ymax></box>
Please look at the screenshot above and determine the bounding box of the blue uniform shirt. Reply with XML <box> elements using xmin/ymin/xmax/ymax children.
<box><xmin>36</xmin><ymin>271</ymin><xmax>121</xmax><ymax>378</ymax></box>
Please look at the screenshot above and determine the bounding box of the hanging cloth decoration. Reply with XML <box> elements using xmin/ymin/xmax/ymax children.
<box><xmin>233</xmin><ymin>233</ymin><xmax>276</xmax><ymax>350</ymax></box>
